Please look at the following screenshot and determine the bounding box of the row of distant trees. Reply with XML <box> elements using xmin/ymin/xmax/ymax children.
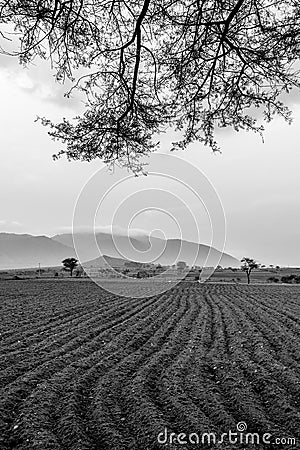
<box><xmin>61</xmin><ymin>258</ymin><xmax>188</xmax><ymax>278</ymax></box>
<box><xmin>268</xmin><ymin>274</ymin><xmax>300</xmax><ymax>284</ymax></box>
<box><xmin>61</xmin><ymin>257</ymin><xmax>285</xmax><ymax>284</ymax></box>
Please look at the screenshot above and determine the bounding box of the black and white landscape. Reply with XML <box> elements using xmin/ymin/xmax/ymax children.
<box><xmin>1</xmin><ymin>2</ymin><xmax>300</xmax><ymax>450</ymax></box>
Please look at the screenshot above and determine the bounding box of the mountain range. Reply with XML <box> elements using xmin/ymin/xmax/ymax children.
<box><xmin>0</xmin><ymin>232</ymin><xmax>240</xmax><ymax>270</ymax></box>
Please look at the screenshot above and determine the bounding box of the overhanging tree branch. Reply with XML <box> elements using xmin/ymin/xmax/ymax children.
<box><xmin>1</xmin><ymin>0</ymin><xmax>300</xmax><ymax>172</ymax></box>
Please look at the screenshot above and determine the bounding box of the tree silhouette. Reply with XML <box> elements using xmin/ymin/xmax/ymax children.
<box><xmin>62</xmin><ymin>258</ymin><xmax>78</xmax><ymax>277</ymax></box>
<box><xmin>2</xmin><ymin>1</ymin><xmax>300</xmax><ymax>171</ymax></box>
<box><xmin>241</xmin><ymin>257</ymin><xmax>260</xmax><ymax>284</ymax></box>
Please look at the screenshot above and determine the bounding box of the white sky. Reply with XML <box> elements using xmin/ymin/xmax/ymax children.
<box><xmin>0</xmin><ymin>54</ymin><xmax>299</xmax><ymax>266</ymax></box>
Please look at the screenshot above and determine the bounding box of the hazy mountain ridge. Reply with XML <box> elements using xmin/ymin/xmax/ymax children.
<box><xmin>0</xmin><ymin>233</ymin><xmax>75</xmax><ymax>269</ymax></box>
<box><xmin>53</xmin><ymin>232</ymin><xmax>240</xmax><ymax>268</ymax></box>
<box><xmin>0</xmin><ymin>232</ymin><xmax>239</xmax><ymax>270</ymax></box>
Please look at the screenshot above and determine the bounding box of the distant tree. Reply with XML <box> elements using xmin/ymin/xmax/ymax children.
<box><xmin>155</xmin><ymin>264</ymin><xmax>165</xmax><ymax>274</ymax></box>
<box><xmin>241</xmin><ymin>257</ymin><xmax>260</xmax><ymax>284</ymax></box>
<box><xmin>177</xmin><ymin>261</ymin><xmax>188</xmax><ymax>271</ymax></box>
<box><xmin>2</xmin><ymin>1</ymin><xmax>300</xmax><ymax>171</ymax></box>
<box><xmin>62</xmin><ymin>258</ymin><xmax>78</xmax><ymax>277</ymax></box>
<box><xmin>194</xmin><ymin>272</ymin><xmax>201</xmax><ymax>282</ymax></box>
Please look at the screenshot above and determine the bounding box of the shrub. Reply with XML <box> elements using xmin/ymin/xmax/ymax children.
<box><xmin>267</xmin><ymin>277</ymin><xmax>279</xmax><ymax>283</ymax></box>
<box><xmin>281</xmin><ymin>274</ymin><xmax>300</xmax><ymax>284</ymax></box>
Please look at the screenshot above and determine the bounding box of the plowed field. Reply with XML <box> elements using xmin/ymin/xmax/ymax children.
<box><xmin>0</xmin><ymin>280</ymin><xmax>299</xmax><ymax>449</ymax></box>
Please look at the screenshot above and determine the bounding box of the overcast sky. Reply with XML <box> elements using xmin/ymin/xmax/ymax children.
<box><xmin>0</xmin><ymin>54</ymin><xmax>299</xmax><ymax>266</ymax></box>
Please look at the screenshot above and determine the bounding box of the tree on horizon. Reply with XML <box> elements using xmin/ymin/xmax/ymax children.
<box><xmin>62</xmin><ymin>258</ymin><xmax>78</xmax><ymax>277</ymax></box>
<box><xmin>241</xmin><ymin>257</ymin><xmax>260</xmax><ymax>284</ymax></box>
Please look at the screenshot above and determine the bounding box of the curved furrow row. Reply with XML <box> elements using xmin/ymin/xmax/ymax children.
<box><xmin>184</xmin><ymin>287</ymin><xmax>272</xmax><ymax>433</ymax></box>
<box><xmin>2</xmin><ymin>291</ymin><xmax>179</xmax><ymax>449</ymax></box>
<box><xmin>228</xmin><ymin>289</ymin><xmax>300</xmax><ymax>370</ymax></box>
<box><xmin>0</xmin><ymin>283</ymin><xmax>104</xmax><ymax>334</ymax></box>
<box><xmin>0</xmin><ymin>294</ymin><xmax>157</xmax><ymax>377</ymax></box>
<box><xmin>0</xmin><ymin>292</ymin><xmax>173</xmax><ymax>447</ymax></box>
<box><xmin>0</xmin><ymin>290</ymin><xmax>138</xmax><ymax>352</ymax></box>
<box><xmin>215</xmin><ymin>289</ymin><xmax>300</xmax><ymax>438</ymax></box>
<box><xmin>150</xmin><ymin>286</ymin><xmax>237</xmax><ymax>435</ymax></box>
<box><xmin>44</xmin><ymin>290</ymin><xmax>193</xmax><ymax>450</ymax></box>
<box><xmin>230</xmin><ymin>286</ymin><xmax>300</xmax><ymax>336</ymax></box>
<box><xmin>120</xmin><ymin>292</ymin><xmax>212</xmax><ymax>440</ymax></box>
<box><xmin>216</xmin><ymin>286</ymin><xmax>299</xmax><ymax>360</ymax></box>
<box><xmin>1</xmin><ymin>281</ymin><xmax>299</xmax><ymax>450</ymax></box>
<box><xmin>59</xmin><ymin>291</ymin><xmax>190</xmax><ymax>450</ymax></box>
<box><xmin>0</xmin><ymin>292</ymin><xmax>164</xmax><ymax>383</ymax></box>
<box><xmin>230</xmin><ymin>285</ymin><xmax>300</xmax><ymax>325</ymax></box>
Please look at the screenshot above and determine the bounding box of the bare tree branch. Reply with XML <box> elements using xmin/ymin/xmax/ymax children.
<box><xmin>1</xmin><ymin>0</ymin><xmax>300</xmax><ymax>172</ymax></box>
